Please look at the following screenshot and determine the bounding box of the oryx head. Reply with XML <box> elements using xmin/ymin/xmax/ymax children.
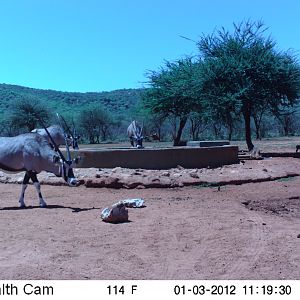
<box><xmin>57</xmin><ymin>129</ymin><xmax>79</xmax><ymax>187</ymax></box>
<box><xmin>132</xmin><ymin>121</ymin><xmax>144</xmax><ymax>148</ymax></box>
<box><xmin>59</xmin><ymin>158</ymin><xmax>78</xmax><ymax>187</ymax></box>
<box><xmin>40</xmin><ymin>118</ymin><xmax>79</xmax><ymax>187</ymax></box>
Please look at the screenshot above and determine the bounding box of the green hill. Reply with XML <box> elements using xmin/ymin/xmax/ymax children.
<box><xmin>0</xmin><ymin>83</ymin><xmax>144</xmax><ymax>121</ymax></box>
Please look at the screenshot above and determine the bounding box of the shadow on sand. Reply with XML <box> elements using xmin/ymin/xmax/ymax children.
<box><xmin>0</xmin><ymin>204</ymin><xmax>100</xmax><ymax>213</ymax></box>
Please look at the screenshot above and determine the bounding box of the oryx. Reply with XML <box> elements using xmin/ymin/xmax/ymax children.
<box><xmin>0</xmin><ymin>131</ymin><xmax>78</xmax><ymax>208</ymax></box>
<box><xmin>31</xmin><ymin>114</ymin><xmax>80</xmax><ymax>150</ymax></box>
<box><xmin>127</xmin><ymin>120</ymin><xmax>144</xmax><ymax>148</ymax></box>
<box><xmin>31</xmin><ymin>125</ymin><xmax>69</xmax><ymax>147</ymax></box>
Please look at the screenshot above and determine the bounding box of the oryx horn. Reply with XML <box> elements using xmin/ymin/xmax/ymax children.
<box><xmin>37</xmin><ymin>116</ymin><xmax>67</xmax><ymax>163</ymax></box>
<box><xmin>56</xmin><ymin>113</ymin><xmax>72</xmax><ymax>162</ymax></box>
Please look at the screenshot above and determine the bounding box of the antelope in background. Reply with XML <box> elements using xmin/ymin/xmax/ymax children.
<box><xmin>127</xmin><ymin>120</ymin><xmax>144</xmax><ymax>148</ymax></box>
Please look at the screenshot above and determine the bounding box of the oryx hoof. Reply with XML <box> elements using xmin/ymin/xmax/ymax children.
<box><xmin>40</xmin><ymin>202</ymin><xmax>47</xmax><ymax>208</ymax></box>
<box><xmin>19</xmin><ymin>203</ymin><xmax>26</xmax><ymax>209</ymax></box>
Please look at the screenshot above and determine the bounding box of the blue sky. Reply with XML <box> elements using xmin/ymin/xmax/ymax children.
<box><xmin>0</xmin><ymin>0</ymin><xmax>299</xmax><ymax>92</ymax></box>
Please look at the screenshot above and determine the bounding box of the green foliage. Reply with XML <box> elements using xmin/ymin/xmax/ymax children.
<box><xmin>0</xmin><ymin>84</ymin><xmax>143</xmax><ymax>138</ymax></box>
<box><xmin>143</xmin><ymin>57</ymin><xmax>204</xmax><ymax>145</ymax></box>
<box><xmin>144</xmin><ymin>57</ymin><xmax>202</xmax><ymax>116</ymax></box>
<box><xmin>1</xmin><ymin>21</ymin><xmax>300</xmax><ymax>145</ymax></box>
<box><xmin>141</xmin><ymin>20</ymin><xmax>300</xmax><ymax>146</ymax></box>
<box><xmin>189</xmin><ymin>112</ymin><xmax>209</xmax><ymax>140</ymax></box>
<box><xmin>8</xmin><ymin>97</ymin><xmax>50</xmax><ymax>131</ymax></box>
<box><xmin>0</xmin><ymin>83</ymin><xmax>142</xmax><ymax>123</ymax></box>
<box><xmin>78</xmin><ymin>106</ymin><xmax>114</xmax><ymax>143</ymax></box>
<box><xmin>198</xmin><ymin>20</ymin><xmax>300</xmax><ymax>150</ymax></box>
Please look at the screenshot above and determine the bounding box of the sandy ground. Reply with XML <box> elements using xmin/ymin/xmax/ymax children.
<box><xmin>0</xmin><ymin>157</ymin><xmax>299</xmax><ymax>280</ymax></box>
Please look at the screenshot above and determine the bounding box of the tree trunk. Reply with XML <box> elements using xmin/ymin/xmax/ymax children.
<box><xmin>157</xmin><ymin>128</ymin><xmax>161</xmax><ymax>141</ymax></box>
<box><xmin>253</xmin><ymin>113</ymin><xmax>264</xmax><ymax>140</ymax></box>
<box><xmin>228</xmin><ymin>122</ymin><xmax>232</xmax><ymax>141</ymax></box>
<box><xmin>191</xmin><ymin>125</ymin><xmax>197</xmax><ymax>140</ymax></box>
<box><xmin>101</xmin><ymin>126</ymin><xmax>108</xmax><ymax>141</ymax></box>
<box><xmin>256</xmin><ymin>128</ymin><xmax>261</xmax><ymax>140</ymax></box>
<box><xmin>89</xmin><ymin>135</ymin><xmax>94</xmax><ymax>144</ymax></box>
<box><xmin>283</xmin><ymin>123</ymin><xmax>289</xmax><ymax>136</ymax></box>
<box><xmin>253</xmin><ymin>118</ymin><xmax>261</xmax><ymax>140</ymax></box>
<box><xmin>213</xmin><ymin>124</ymin><xmax>219</xmax><ymax>139</ymax></box>
<box><xmin>173</xmin><ymin>117</ymin><xmax>187</xmax><ymax>146</ymax></box>
<box><xmin>213</xmin><ymin>122</ymin><xmax>223</xmax><ymax>139</ymax></box>
<box><xmin>243</xmin><ymin>107</ymin><xmax>254</xmax><ymax>151</ymax></box>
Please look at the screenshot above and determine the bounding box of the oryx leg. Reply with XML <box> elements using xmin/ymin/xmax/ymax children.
<box><xmin>18</xmin><ymin>171</ymin><xmax>30</xmax><ymax>208</ymax></box>
<box><xmin>29</xmin><ymin>171</ymin><xmax>47</xmax><ymax>208</ymax></box>
<box><xmin>130</xmin><ymin>137</ymin><xmax>135</xmax><ymax>147</ymax></box>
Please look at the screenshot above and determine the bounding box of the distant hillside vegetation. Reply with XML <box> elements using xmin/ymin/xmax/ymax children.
<box><xmin>0</xmin><ymin>83</ymin><xmax>144</xmax><ymax>120</ymax></box>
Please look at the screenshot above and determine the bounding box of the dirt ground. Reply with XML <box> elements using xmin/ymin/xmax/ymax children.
<box><xmin>0</xmin><ymin>156</ymin><xmax>299</xmax><ymax>280</ymax></box>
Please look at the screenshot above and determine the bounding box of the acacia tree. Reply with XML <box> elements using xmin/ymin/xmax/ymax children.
<box><xmin>79</xmin><ymin>107</ymin><xmax>112</xmax><ymax>143</ymax></box>
<box><xmin>9</xmin><ymin>97</ymin><xmax>50</xmax><ymax>131</ymax></box>
<box><xmin>149</xmin><ymin>112</ymin><xmax>166</xmax><ymax>141</ymax></box>
<box><xmin>188</xmin><ymin>112</ymin><xmax>209</xmax><ymax>140</ymax></box>
<box><xmin>198</xmin><ymin>20</ymin><xmax>300</xmax><ymax>151</ymax></box>
<box><xmin>135</xmin><ymin>107</ymin><xmax>167</xmax><ymax>141</ymax></box>
<box><xmin>252</xmin><ymin>102</ymin><xmax>268</xmax><ymax>140</ymax></box>
<box><xmin>273</xmin><ymin>108</ymin><xmax>297</xmax><ymax>136</ymax></box>
<box><xmin>0</xmin><ymin>118</ymin><xmax>22</xmax><ymax>136</ymax></box>
<box><xmin>143</xmin><ymin>57</ymin><xmax>203</xmax><ymax>146</ymax></box>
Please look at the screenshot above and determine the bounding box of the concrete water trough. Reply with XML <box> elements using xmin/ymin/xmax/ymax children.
<box><xmin>69</xmin><ymin>145</ymin><xmax>239</xmax><ymax>170</ymax></box>
<box><xmin>186</xmin><ymin>140</ymin><xmax>230</xmax><ymax>147</ymax></box>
